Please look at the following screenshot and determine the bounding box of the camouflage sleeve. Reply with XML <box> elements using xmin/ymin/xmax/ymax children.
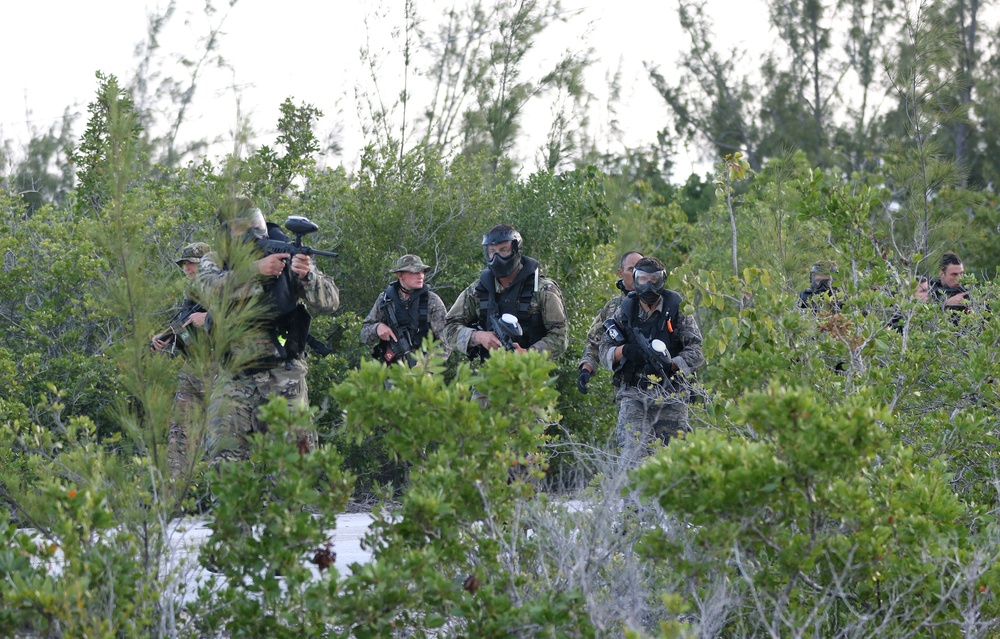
<box><xmin>530</xmin><ymin>278</ymin><xmax>568</xmax><ymax>359</ymax></box>
<box><xmin>197</xmin><ymin>251</ymin><xmax>262</xmax><ymax>302</ymax></box>
<box><xmin>427</xmin><ymin>292</ymin><xmax>452</xmax><ymax>357</ymax></box>
<box><xmin>578</xmin><ymin>295</ymin><xmax>621</xmax><ymax>372</ymax></box>
<box><xmin>183</xmin><ymin>275</ymin><xmax>207</xmax><ymax>306</ymax></box>
<box><xmin>297</xmin><ymin>265</ymin><xmax>340</xmax><ymax>315</ymax></box>
<box><xmin>598</xmin><ymin>306</ymin><xmax>627</xmax><ymax>372</ymax></box>
<box><xmin>672</xmin><ymin>312</ymin><xmax>704</xmax><ymax>376</ymax></box>
<box><xmin>360</xmin><ymin>294</ymin><xmax>387</xmax><ymax>346</ymax></box>
<box><xmin>443</xmin><ymin>283</ymin><xmax>480</xmax><ymax>356</ymax></box>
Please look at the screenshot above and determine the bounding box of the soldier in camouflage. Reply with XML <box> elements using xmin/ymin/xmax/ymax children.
<box><xmin>158</xmin><ymin>241</ymin><xmax>211</xmax><ymax>476</ymax></box>
<box><xmin>197</xmin><ymin>199</ymin><xmax>340</xmax><ymax>464</ymax></box>
<box><xmin>577</xmin><ymin>250</ymin><xmax>643</xmax><ymax>394</ymax></box>
<box><xmin>599</xmin><ymin>257</ymin><xmax>703</xmax><ymax>464</ymax></box>
<box><xmin>798</xmin><ymin>260</ymin><xmax>841</xmax><ymax>312</ymax></box>
<box><xmin>152</xmin><ymin>242</ymin><xmax>211</xmax><ymax>353</ymax></box>
<box><xmin>361</xmin><ymin>254</ymin><xmax>450</xmax><ymax>366</ymax></box>
<box><xmin>444</xmin><ymin>224</ymin><xmax>567</xmax><ymax>360</ymax></box>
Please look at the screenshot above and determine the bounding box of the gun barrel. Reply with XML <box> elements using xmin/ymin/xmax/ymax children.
<box><xmin>308</xmin><ymin>247</ymin><xmax>339</xmax><ymax>258</ymax></box>
<box><xmin>258</xmin><ymin>239</ymin><xmax>338</xmax><ymax>259</ymax></box>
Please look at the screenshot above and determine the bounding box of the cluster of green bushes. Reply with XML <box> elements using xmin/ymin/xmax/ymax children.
<box><xmin>1</xmin><ymin>69</ymin><xmax>1000</xmax><ymax>637</ymax></box>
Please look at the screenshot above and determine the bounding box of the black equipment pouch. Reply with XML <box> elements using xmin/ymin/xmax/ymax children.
<box><xmin>373</xmin><ymin>335</ymin><xmax>413</xmax><ymax>365</ymax></box>
<box><xmin>274</xmin><ymin>305</ymin><xmax>312</xmax><ymax>366</ymax></box>
<box><xmin>603</xmin><ymin>318</ymin><xmax>626</xmax><ymax>345</ymax></box>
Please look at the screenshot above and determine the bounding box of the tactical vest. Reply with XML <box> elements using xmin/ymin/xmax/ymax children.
<box><xmin>382</xmin><ymin>282</ymin><xmax>430</xmax><ymax>345</ymax></box>
<box><xmin>614</xmin><ymin>290</ymin><xmax>683</xmax><ymax>388</ymax></box>
<box><xmin>475</xmin><ymin>257</ymin><xmax>546</xmax><ymax>350</ymax></box>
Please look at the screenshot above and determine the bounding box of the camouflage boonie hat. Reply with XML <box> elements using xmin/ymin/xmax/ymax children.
<box><xmin>175</xmin><ymin>242</ymin><xmax>211</xmax><ymax>266</ymax></box>
<box><xmin>810</xmin><ymin>260</ymin><xmax>838</xmax><ymax>276</ymax></box>
<box><xmin>389</xmin><ymin>254</ymin><xmax>432</xmax><ymax>273</ymax></box>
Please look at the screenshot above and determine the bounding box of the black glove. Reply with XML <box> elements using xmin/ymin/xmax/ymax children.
<box><xmin>622</xmin><ymin>343</ymin><xmax>645</xmax><ymax>365</ymax></box>
<box><xmin>577</xmin><ymin>368</ymin><xmax>592</xmax><ymax>394</ymax></box>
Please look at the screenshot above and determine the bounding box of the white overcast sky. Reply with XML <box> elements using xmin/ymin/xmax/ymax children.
<box><xmin>0</xmin><ymin>0</ymin><xmax>774</xmax><ymax>180</ymax></box>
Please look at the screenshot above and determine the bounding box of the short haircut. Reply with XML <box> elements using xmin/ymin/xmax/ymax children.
<box><xmin>939</xmin><ymin>251</ymin><xmax>962</xmax><ymax>272</ymax></box>
<box><xmin>618</xmin><ymin>251</ymin><xmax>643</xmax><ymax>270</ymax></box>
<box><xmin>488</xmin><ymin>223</ymin><xmax>517</xmax><ymax>236</ymax></box>
<box><xmin>634</xmin><ymin>256</ymin><xmax>665</xmax><ymax>272</ymax></box>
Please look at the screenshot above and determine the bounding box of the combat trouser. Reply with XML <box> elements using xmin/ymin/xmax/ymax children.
<box><xmin>614</xmin><ymin>382</ymin><xmax>689</xmax><ymax>466</ymax></box>
<box><xmin>207</xmin><ymin>358</ymin><xmax>310</xmax><ymax>463</ymax></box>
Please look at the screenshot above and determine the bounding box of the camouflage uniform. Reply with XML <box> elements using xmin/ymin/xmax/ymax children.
<box><xmin>579</xmin><ymin>286</ymin><xmax>628</xmax><ymax>374</ymax></box>
<box><xmin>599</xmin><ymin>292</ymin><xmax>703</xmax><ymax>463</ymax></box>
<box><xmin>443</xmin><ymin>259</ymin><xmax>568</xmax><ymax>359</ymax></box>
<box><xmin>196</xmin><ymin>245</ymin><xmax>340</xmax><ymax>464</ymax></box>
<box><xmin>164</xmin><ymin>242</ymin><xmax>211</xmax><ymax>476</ymax></box>
<box><xmin>360</xmin><ymin>255</ymin><xmax>450</xmax><ymax>360</ymax></box>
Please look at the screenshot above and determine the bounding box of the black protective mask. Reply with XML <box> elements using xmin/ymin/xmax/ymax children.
<box><xmin>482</xmin><ymin>228</ymin><xmax>523</xmax><ymax>279</ymax></box>
<box><xmin>812</xmin><ymin>278</ymin><xmax>832</xmax><ymax>293</ymax></box>
<box><xmin>633</xmin><ymin>267</ymin><xmax>666</xmax><ymax>304</ymax></box>
<box><xmin>487</xmin><ymin>250</ymin><xmax>520</xmax><ymax>279</ymax></box>
<box><xmin>638</xmin><ymin>290</ymin><xmax>660</xmax><ymax>305</ymax></box>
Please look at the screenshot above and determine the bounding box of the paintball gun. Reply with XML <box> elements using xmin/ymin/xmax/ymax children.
<box><xmin>490</xmin><ymin>313</ymin><xmax>523</xmax><ymax>352</ymax></box>
<box><xmin>151</xmin><ymin>300</ymin><xmax>207</xmax><ymax>356</ymax></box>
<box><xmin>631</xmin><ymin>328</ymin><xmax>675</xmax><ymax>382</ymax></box>
<box><xmin>373</xmin><ymin>297</ymin><xmax>417</xmax><ymax>367</ymax></box>
<box><xmin>257</xmin><ymin>216</ymin><xmax>339</xmax><ymax>260</ymax></box>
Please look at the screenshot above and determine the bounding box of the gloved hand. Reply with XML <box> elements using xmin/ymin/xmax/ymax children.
<box><xmin>622</xmin><ymin>343</ymin><xmax>645</xmax><ymax>364</ymax></box>
<box><xmin>577</xmin><ymin>368</ymin><xmax>592</xmax><ymax>394</ymax></box>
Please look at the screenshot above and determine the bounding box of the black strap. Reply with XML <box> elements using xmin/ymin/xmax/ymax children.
<box><xmin>307</xmin><ymin>334</ymin><xmax>333</xmax><ymax>357</ymax></box>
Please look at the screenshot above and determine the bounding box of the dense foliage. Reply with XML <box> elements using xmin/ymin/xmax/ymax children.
<box><xmin>2</xmin><ymin>0</ymin><xmax>1000</xmax><ymax>635</ymax></box>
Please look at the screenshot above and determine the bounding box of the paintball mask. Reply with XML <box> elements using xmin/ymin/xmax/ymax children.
<box><xmin>809</xmin><ymin>260</ymin><xmax>837</xmax><ymax>290</ymax></box>
<box><xmin>633</xmin><ymin>265</ymin><xmax>666</xmax><ymax>305</ymax></box>
<box><xmin>811</xmin><ymin>277</ymin><xmax>833</xmax><ymax>293</ymax></box>
<box><xmin>482</xmin><ymin>227</ymin><xmax>523</xmax><ymax>279</ymax></box>
<box><xmin>220</xmin><ymin>203</ymin><xmax>267</xmax><ymax>243</ymax></box>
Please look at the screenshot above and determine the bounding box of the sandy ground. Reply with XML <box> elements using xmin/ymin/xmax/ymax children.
<box><xmin>24</xmin><ymin>512</ymin><xmax>377</xmax><ymax>606</ymax></box>
<box><xmin>164</xmin><ymin>512</ymin><xmax>376</xmax><ymax>583</ymax></box>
